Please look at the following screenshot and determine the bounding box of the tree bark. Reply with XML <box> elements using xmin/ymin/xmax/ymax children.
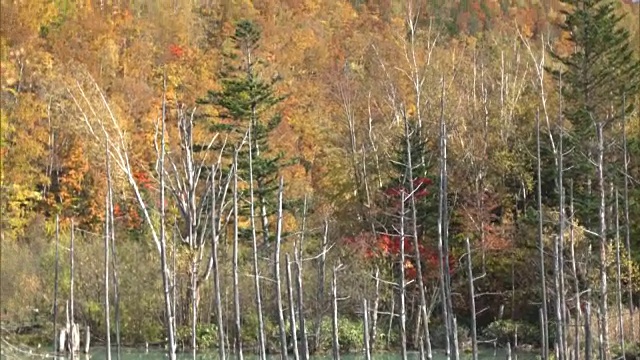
<box><xmin>313</xmin><ymin>220</ymin><xmax>329</xmax><ymax>353</ymax></box>
<box><xmin>70</xmin><ymin>220</ymin><xmax>75</xmax><ymax>358</ymax></box>
<box><xmin>614</xmin><ymin>190</ymin><xmax>625</xmax><ymax>356</ymax></box>
<box><xmin>399</xmin><ymin>187</ymin><xmax>408</xmax><ymax>360</ymax></box>
<box><xmin>248</xmin><ymin>124</ymin><xmax>267</xmax><ymax>360</ymax></box>
<box><xmin>536</xmin><ymin>110</ymin><xmax>549</xmax><ymax>360</ymax></box>
<box><xmin>403</xmin><ymin>114</ymin><xmax>431</xmax><ymax>360</ymax></box>
<box><xmin>274</xmin><ymin>177</ymin><xmax>288</xmax><ymax>358</ymax></box>
<box><xmin>211</xmin><ymin>177</ymin><xmax>226</xmax><ymax>360</ymax></box>
<box><xmin>331</xmin><ymin>266</ymin><xmax>340</xmax><ymax>360</ymax></box>
<box><xmin>53</xmin><ymin>214</ymin><xmax>60</xmax><ymax>354</ymax></box>
<box><xmin>569</xmin><ymin>181</ymin><xmax>581</xmax><ymax>360</ymax></box>
<box><xmin>596</xmin><ymin>123</ymin><xmax>608</xmax><ymax>360</ymax></box>
<box><xmin>232</xmin><ymin>150</ymin><xmax>243</xmax><ymax>360</ymax></box>
<box><xmin>286</xmin><ymin>254</ymin><xmax>300</xmax><ymax>360</ymax></box>
<box><xmin>105</xmin><ymin>143</ymin><xmax>112</xmax><ymax>360</ymax></box>
<box><xmin>370</xmin><ymin>266</ymin><xmax>380</xmax><ymax>350</ymax></box>
<box><xmin>621</xmin><ymin>95</ymin><xmax>634</xmax><ymax>341</ymax></box>
<box><xmin>466</xmin><ymin>238</ymin><xmax>478</xmax><ymax>360</ymax></box>
<box><xmin>363</xmin><ymin>298</ymin><xmax>371</xmax><ymax>360</ymax></box>
<box><xmin>296</xmin><ymin>196</ymin><xmax>309</xmax><ymax>360</ymax></box>
<box><xmin>159</xmin><ymin>91</ymin><xmax>177</xmax><ymax>360</ymax></box>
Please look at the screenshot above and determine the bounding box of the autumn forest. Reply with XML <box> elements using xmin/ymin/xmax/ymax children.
<box><xmin>1</xmin><ymin>0</ymin><xmax>640</xmax><ymax>359</ymax></box>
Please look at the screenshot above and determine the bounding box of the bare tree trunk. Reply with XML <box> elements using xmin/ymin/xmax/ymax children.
<box><xmin>370</xmin><ymin>266</ymin><xmax>380</xmax><ymax>349</ymax></box>
<box><xmin>84</xmin><ymin>326</ymin><xmax>90</xmax><ymax>354</ymax></box>
<box><xmin>569</xmin><ymin>181</ymin><xmax>581</xmax><ymax>360</ymax></box>
<box><xmin>387</xmin><ymin>290</ymin><xmax>395</xmax><ymax>349</ymax></box>
<box><xmin>190</xmin><ymin>257</ymin><xmax>197</xmax><ymax>358</ymax></box>
<box><xmin>159</xmin><ymin>95</ymin><xmax>177</xmax><ymax>360</ymax></box>
<box><xmin>232</xmin><ymin>150</ymin><xmax>243</xmax><ymax>360</ymax></box>
<box><xmin>557</xmin><ymin>102</ymin><xmax>567</xmax><ymax>360</ymax></box>
<box><xmin>332</xmin><ymin>266</ymin><xmax>340</xmax><ymax>360</ymax></box>
<box><xmin>296</xmin><ymin>196</ymin><xmax>309</xmax><ymax>360</ymax></box>
<box><xmin>403</xmin><ymin>113</ymin><xmax>431</xmax><ymax>360</ymax></box>
<box><xmin>536</xmin><ymin>110</ymin><xmax>549</xmax><ymax>360</ymax></box>
<box><xmin>438</xmin><ymin>77</ymin><xmax>456</xmax><ymax>360</ymax></box>
<box><xmin>596</xmin><ymin>124</ymin><xmax>608</xmax><ymax>360</ymax></box>
<box><xmin>109</xmin><ymin>186</ymin><xmax>121</xmax><ymax>360</ymax></box>
<box><xmin>399</xmin><ymin>188</ymin><xmax>408</xmax><ymax>360</ymax></box>
<box><xmin>105</xmin><ymin>144</ymin><xmax>112</xmax><ymax>360</ymax></box>
<box><xmin>172</xmin><ymin>232</ymin><xmax>177</xmax><ymax>346</ymax></box>
<box><xmin>211</xmin><ymin>178</ymin><xmax>226</xmax><ymax>360</ymax></box>
<box><xmin>621</xmin><ymin>95</ymin><xmax>634</xmax><ymax>341</ymax></box>
<box><xmin>286</xmin><ymin>254</ymin><xmax>300</xmax><ymax>360</ymax></box>
<box><xmin>275</xmin><ymin>177</ymin><xmax>288</xmax><ymax>358</ymax></box>
<box><xmin>248</xmin><ymin>125</ymin><xmax>267</xmax><ymax>360</ymax></box>
<box><xmin>313</xmin><ymin>220</ymin><xmax>329</xmax><ymax>353</ymax></box>
<box><xmin>614</xmin><ymin>190</ymin><xmax>625</xmax><ymax>356</ymax></box>
<box><xmin>53</xmin><ymin>214</ymin><xmax>60</xmax><ymax>354</ymax></box>
<box><xmin>585</xmin><ymin>295</ymin><xmax>592</xmax><ymax>360</ymax></box>
<box><xmin>363</xmin><ymin>299</ymin><xmax>371</xmax><ymax>360</ymax></box>
<box><xmin>540</xmin><ymin>308</ymin><xmax>546</xmax><ymax>357</ymax></box>
<box><xmin>438</xmin><ymin>88</ymin><xmax>451</xmax><ymax>360</ymax></box>
<box><xmin>466</xmin><ymin>238</ymin><xmax>478</xmax><ymax>360</ymax></box>
<box><xmin>70</xmin><ymin>220</ymin><xmax>75</xmax><ymax>359</ymax></box>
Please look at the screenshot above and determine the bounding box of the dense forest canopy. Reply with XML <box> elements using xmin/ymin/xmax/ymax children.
<box><xmin>1</xmin><ymin>0</ymin><xmax>639</xmax><ymax>358</ymax></box>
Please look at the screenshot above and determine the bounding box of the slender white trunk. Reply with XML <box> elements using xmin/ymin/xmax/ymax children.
<box><xmin>614</xmin><ymin>190</ymin><xmax>624</xmax><ymax>355</ymax></box>
<box><xmin>286</xmin><ymin>254</ymin><xmax>300</xmax><ymax>360</ymax></box>
<box><xmin>585</xmin><ymin>293</ymin><xmax>592</xmax><ymax>360</ymax></box>
<box><xmin>438</xmin><ymin>77</ymin><xmax>456</xmax><ymax>360</ymax></box>
<box><xmin>536</xmin><ymin>110</ymin><xmax>549</xmax><ymax>360</ymax></box>
<box><xmin>596</xmin><ymin>124</ymin><xmax>608</xmax><ymax>360</ymax></box>
<box><xmin>275</xmin><ymin>177</ymin><xmax>288</xmax><ymax>357</ymax></box>
<box><xmin>53</xmin><ymin>214</ymin><xmax>60</xmax><ymax>354</ymax></box>
<box><xmin>296</xmin><ymin>196</ymin><xmax>309</xmax><ymax>360</ymax></box>
<box><xmin>70</xmin><ymin>220</ymin><xmax>75</xmax><ymax>358</ymax></box>
<box><xmin>160</xmin><ymin>95</ymin><xmax>177</xmax><ymax>360</ymax></box>
<box><xmin>399</xmin><ymin>188</ymin><xmax>408</xmax><ymax>360</ymax></box>
<box><xmin>403</xmin><ymin>115</ymin><xmax>431</xmax><ymax>358</ymax></box>
<box><xmin>211</xmin><ymin>178</ymin><xmax>226</xmax><ymax>360</ymax></box>
<box><xmin>313</xmin><ymin>221</ymin><xmax>329</xmax><ymax>353</ymax></box>
<box><xmin>105</xmin><ymin>144</ymin><xmax>112</xmax><ymax>360</ymax></box>
<box><xmin>363</xmin><ymin>299</ymin><xmax>371</xmax><ymax>360</ymax></box>
<box><xmin>557</xmin><ymin>106</ymin><xmax>567</xmax><ymax>360</ymax></box>
<box><xmin>569</xmin><ymin>181</ymin><xmax>581</xmax><ymax>360</ymax></box>
<box><xmin>109</xmin><ymin>190</ymin><xmax>121</xmax><ymax>360</ymax></box>
<box><xmin>331</xmin><ymin>266</ymin><xmax>340</xmax><ymax>360</ymax></box>
<box><xmin>438</xmin><ymin>83</ymin><xmax>450</xmax><ymax>360</ymax></box>
<box><xmin>232</xmin><ymin>150</ymin><xmax>243</xmax><ymax>360</ymax></box>
<box><xmin>466</xmin><ymin>238</ymin><xmax>478</xmax><ymax>360</ymax></box>
<box><xmin>621</xmin><ymin>95</ymin><xmax>634</xmax><ymax>340</ymax></box>
<box><xmin>248</xmin><ymin>125</ymin><xmax>266</xmax><ymax>360</ymax></box>
<box><xmin>371</xmin><ymin>266</ymin><xmax>380</xmax><ymax>349</ymax></box>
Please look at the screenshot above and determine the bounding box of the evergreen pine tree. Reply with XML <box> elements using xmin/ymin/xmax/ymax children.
<box><xmin>199</xmin><ymin>19</ymin><xmax>286</xmax><ymax>244</ymax></box>
<box><xmin>379</xmin><ymin>118</ymin><xmax>436</xmax><ymax>243</ymax></box>
<box><xmin>547</xmin><ymin>0</ymin><xmax>640</xmax><ymax>228</ymax></box>
<box><xmin>547</xmin><ymin>2</ymin><xmax>640</xmax><ymax>359</ymax></box>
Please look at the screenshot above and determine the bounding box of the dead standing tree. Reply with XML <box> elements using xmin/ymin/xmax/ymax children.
<box><xmin>160</xmin><ymin>101</ymin><xmax>228</xmax><ymax>357</ymax></box>
<box><xmin>70</xmin><ymin>73</ymin><xmax>177</xmax><ymax>359</ymax></box>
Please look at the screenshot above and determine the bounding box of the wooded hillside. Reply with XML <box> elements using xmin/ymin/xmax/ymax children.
<box><xmin>1</xmin><ymin>0</ymin><xmax>639</xmax><ymax>358</ymax></box>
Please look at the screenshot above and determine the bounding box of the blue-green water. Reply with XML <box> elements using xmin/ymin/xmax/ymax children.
<box><xmin>1</xmin><ymin>346</ymin><xmax>540</xmax><ymax>360</ymax></box>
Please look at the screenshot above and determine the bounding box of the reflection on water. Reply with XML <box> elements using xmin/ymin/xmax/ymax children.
<box><xmin>7</xmin><ymin>347</ymin><xmax>540</xmax><ymax>360</ymax></box>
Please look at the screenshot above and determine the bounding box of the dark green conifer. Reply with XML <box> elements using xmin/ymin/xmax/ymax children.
<box><xmin>199</xmin><ymin>19</ymin><xmax>287</xmax><ymax>244</ymax></box>
<box><xmin>546</xmin><ymin>0</ymin><xmax>640</xmax><ymax>227</ymax></box>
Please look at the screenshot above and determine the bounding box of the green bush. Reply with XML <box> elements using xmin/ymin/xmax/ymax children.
<box><xmin>315</xmin><ymin>317</ymin><xmax>364</xmax><ymax>352</ymax></box>
<box><xmin>482</xmin><ymin>319</ymin><xmax>547</xmax><ymax>346</ymax></box>
<box><xmin>429</xmin><ymin>321</ymin><xmax>471</xmax><ymax>349</ymax></box>
<box><xmin>176</xmin><ymin>323</ymin><xmax>218</xmax><ymax>349</ymax></box>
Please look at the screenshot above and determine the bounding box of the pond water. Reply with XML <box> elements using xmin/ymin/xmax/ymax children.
<box><xmin>2</xmin><ymin>346</ymin><xmax>541</xmax><ymax>360</ymax></box>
